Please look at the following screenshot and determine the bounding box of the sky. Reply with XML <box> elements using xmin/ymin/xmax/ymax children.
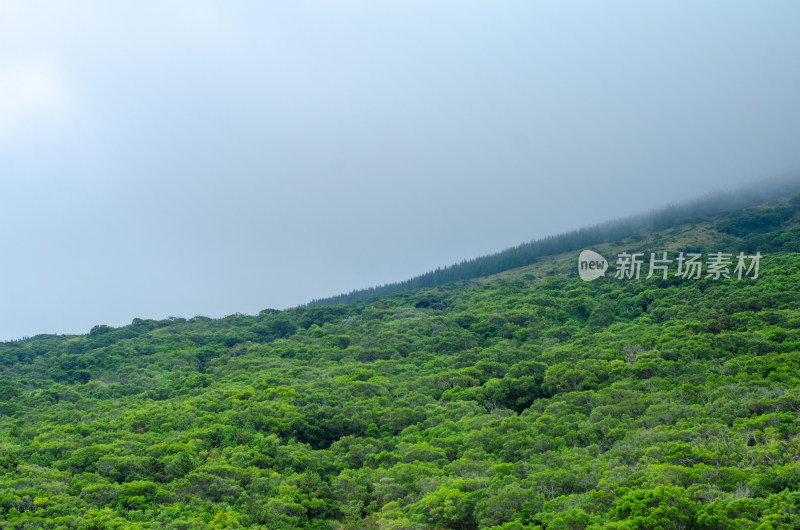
<box><xmin>1</xmin><ymin>1</ymin><xmax>799</xmax><ymax>339</ymax></box>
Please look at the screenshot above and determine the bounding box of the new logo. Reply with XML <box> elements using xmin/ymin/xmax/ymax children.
<box><xmin>578</xmin><ymin>250</ymin><xmax>608</xmax><ymax>281</ymax></box>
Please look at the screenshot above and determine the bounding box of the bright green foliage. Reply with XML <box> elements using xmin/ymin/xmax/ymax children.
<box><xmin>1</xmin><ymin>198</ymin><xmax>800</xmax><ymax>527</ymax></box>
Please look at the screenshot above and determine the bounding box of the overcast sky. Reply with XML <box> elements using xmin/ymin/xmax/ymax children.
<box><xmin>1</xmin><ymin>1</ymin><xmax>799</xmax><ymax>339</ymax></box>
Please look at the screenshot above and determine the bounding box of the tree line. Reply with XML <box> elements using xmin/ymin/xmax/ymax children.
<box><xmin>307</xmin><ymin>175</ymin><xmax>800</xmax><ymax>306</ymax></box>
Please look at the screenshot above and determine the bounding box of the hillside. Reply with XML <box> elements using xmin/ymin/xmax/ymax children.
<box><xmin>2</xmin><ymin>194</ymin><xmax>800</xmax><ymax>528</ymax></box>
<box><xmin>306</xmin><ymin>177</ymin><xmax>800</xmax><ymax>306</ymax></box>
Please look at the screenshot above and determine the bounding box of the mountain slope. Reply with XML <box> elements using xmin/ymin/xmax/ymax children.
<box><xmin>307</xmin><ymin>176</ymin><xmax>800</xmax><ymax>306</ymax></box>
<box><xmin>1</xmin><ymin>193</ymin><xmax>800</xmax><ymax>528</ymax></box>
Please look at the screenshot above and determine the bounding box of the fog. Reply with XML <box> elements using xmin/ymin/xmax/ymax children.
<box><xmin>1</xmin><ymin>1</ymin><xmax>799</xmax><ymax>339</ymax></box>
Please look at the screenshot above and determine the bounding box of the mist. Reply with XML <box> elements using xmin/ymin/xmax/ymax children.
<box><xmin>1</xmin><ymin>1</ymin><xmax>800</xmax><ymax>339</ymax></box>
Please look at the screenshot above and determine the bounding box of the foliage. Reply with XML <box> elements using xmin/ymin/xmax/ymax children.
<box><xmin>1</xmin><ymin>195</ymin><xmax>800</xmax><ymax>527</ymax></box>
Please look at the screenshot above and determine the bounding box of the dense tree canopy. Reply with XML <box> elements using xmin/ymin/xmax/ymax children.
<box><xmin>0</xmin><ymin>196</ymin><xmax>800</xmax><ymax>528</ymax></box>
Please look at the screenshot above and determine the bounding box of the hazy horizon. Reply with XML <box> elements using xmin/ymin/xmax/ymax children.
<box><xmin>2</xmin><ymin>1</ymin><xmax>800</xmax><ymax>339</ymax></box>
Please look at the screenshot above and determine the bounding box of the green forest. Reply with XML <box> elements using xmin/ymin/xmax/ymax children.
<box><xmin>2</xmin><ymin>196</ymin><xmax>800</xmax><ymax>528</ymax></box>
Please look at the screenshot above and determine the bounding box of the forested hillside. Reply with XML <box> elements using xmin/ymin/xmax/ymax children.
<box><xmin>307</xmin><ymin>177</ymin><xmax>800</xmax><ymax>306</ymax></box>
<box><xmin>2</xmin><ymin>196</ymin><xmax>800</xmax><ymax>528</ymax></box>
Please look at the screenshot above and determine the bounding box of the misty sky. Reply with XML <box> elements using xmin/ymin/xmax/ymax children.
<box><xmin>1</xmin><ymin>1</ymin><xmax>799</xmax><ymax>339</ymax></box>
